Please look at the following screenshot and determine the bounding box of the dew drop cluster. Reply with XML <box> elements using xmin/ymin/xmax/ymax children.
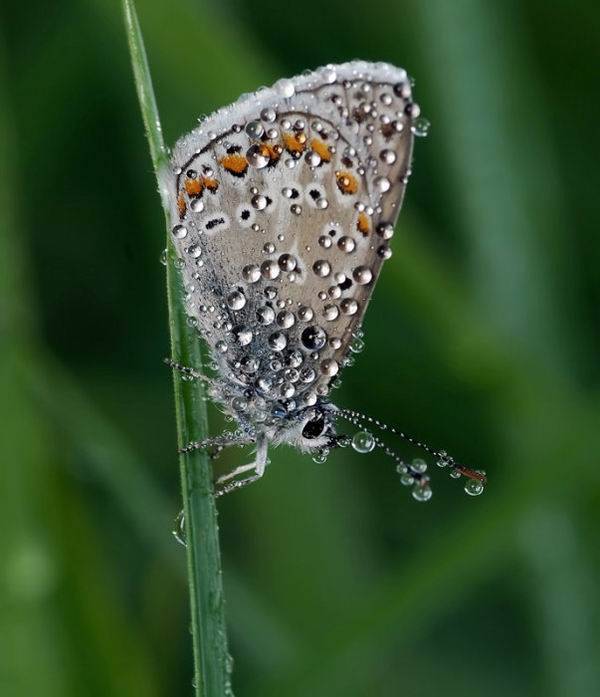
<box><xmin>167</xmin><ymin>61</ymin><xmax>420</xmax><ymax>430</ymax></box>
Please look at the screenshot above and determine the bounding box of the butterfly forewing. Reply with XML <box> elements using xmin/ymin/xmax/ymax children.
<box><xmin>168</xmin><ymin>61</ymin><xmax>415</xmax><ymax>407</ymax></box>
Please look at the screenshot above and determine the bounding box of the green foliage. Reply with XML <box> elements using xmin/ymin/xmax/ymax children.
<box><xmin>0</xmin><ymin>0</ymin><xmax>599</xmax><ymax>696</ymax></box>
<box><xmin>122</xmin><ymin>1</ymin><xmax>231</xmax><ymax>695</ymax></box>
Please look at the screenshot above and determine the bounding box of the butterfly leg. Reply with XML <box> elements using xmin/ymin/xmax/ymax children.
<box><xmin>215</xmin><ymin>473</ymin><xmax>262</xmax><ymax>497</ymax></box>
<box><xmin>179</xmin><ymin>430</ymin><xmax>250</xmax><ymax>457</ymax></box>
<box><xmin>216</xmin><ymin>461</ymin><xmax>259</xmax><ymax>484</ymax></box>
<box><xmin>215</xmin><ymin>433</ymin><xmax>269</xmax><ymax>497</ymax></box>
<box><xmin>164</xmin><ymin>357</ymin><xmax>212</xmax><ymax>385</ymax></box>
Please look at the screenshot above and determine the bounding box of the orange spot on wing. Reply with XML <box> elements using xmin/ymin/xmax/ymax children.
<box><xmin>202</xmin><ymin>177</ymin><xmax>219</xmax><ymax>192</ymax></box>
<box><xmin>282</xmin><ymin>131</ymin><xmax>306</xmax><ymax>154</ymax></box>
<box><xmin>184</xmin><ymin>178</ymin><xmax>203</xmax><ymax>197</ymax></box>
<box><xmin>336</xmin><ymin>170</ymin><xmax>358</xmax><ymax>195</ymax></box>
<box><xmin>310</xmin><ymin>138</ymin><xmax>331</xmax><ymax>163</ymax></box>
<box><xmin>177</xmin><ymin>193</ymin><xmax>186</xmax><ymax>219</ymax></box>
<box><xmin>357</xmin><ymin>211</ymin><xmax>370</xmax><ymax>235</ymax></box>
<box><xmin>220</xmin><ymin>153</ymin><xmax>248</xmax><ymax>176</ymax></box>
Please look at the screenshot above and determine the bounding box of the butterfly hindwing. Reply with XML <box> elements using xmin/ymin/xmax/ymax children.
<box><xmin>169</xmin><ymin>61</ymin><xmax>416</xmax><ymax>407</ymax></box>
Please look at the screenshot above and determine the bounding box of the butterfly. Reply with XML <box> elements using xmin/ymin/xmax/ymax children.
<box><xmin>165</xmin><ymin>61</ymin><xmax>486</xmax><ymax>500</ymax></box>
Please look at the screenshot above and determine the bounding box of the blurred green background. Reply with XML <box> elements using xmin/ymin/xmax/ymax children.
<box><xmin>1</xmin><ymin>0</ymin><xmax>599</xmax><ymax>695</ymax></box>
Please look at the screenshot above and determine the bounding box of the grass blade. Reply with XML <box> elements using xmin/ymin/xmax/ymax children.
<box><xmin>122</xmin><ymin>1</ymin><xmax>232</xmax><ymax>694</ymax></box>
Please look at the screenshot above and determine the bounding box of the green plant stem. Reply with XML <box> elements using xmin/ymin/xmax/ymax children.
<box><xmin>122</xmin><ymin>2</ymin><xmax>232</xmax><ymax>695</ymax></box>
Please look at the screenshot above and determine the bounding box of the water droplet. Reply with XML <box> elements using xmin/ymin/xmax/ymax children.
<box><xmin>261</xmin><ymin>107</ymin><xmax>277</xmax><ymax>122</ymax></box>
<box><xmin>312</xmin><ymin>448</ymin><xmax>330</xmax><ymax>464</ymax></box>
<box><xmin>278</xmin><ymin>253</ymin><xmax>297</xmax><ymax>271</ymax></box>
<box><xmin>353</xmin><ymin>266</ymin><xmax>373</xmax><ymax>285</ymax></box>
<box><xmin>323</xmin><ymin>304</ymin><xmax>340</xmax><ymax>321</ymax></box>
<box><xmin>412</xmin><ymin>483</ymin><xmax>433</xmax><ymax>502</ymax></box>
<box><xmin>305</xmin><ymin>151</ymin><xmax>321</xmax><ymax>167</ymax></box>
<box><xmin>280</xmin><ymin>381</ymin><xmax>295</xmax><ymax>398</ymax></box>
<box><xmin>380</xmin><ymin>149</ymin><xmax>397</xmax><ymax>165</ymax></box>
<box><xmin>172</xmin><ymin>224</ymin><xmax>187</xmax><ymax>239</ymax></box>
<box><xmin>322</xmin><ymin>67</ymin><xmax>337</xmax><ymax>83</ymax></box>
<box><xmin>285</xmin><ymin>350</ymin><xmax>303</xmax><ymax>368</ymax></box>
<box><xmin>411</xmin><ymin>458</ymin><xmax>428</xmax><ymax>473</ymax></box>
<box><xmin>320</xmin><ymin>358</ymin><xmax>339</xmax><ymax>376</ymax></box>
<box><xmin>261</xmin><ymin>260</ymin><xmax>280</xmax><ymax>280</ymax></box>
<box><xmin>352</xmin><ymin>430</ymin><xmax>375</xmax><ymax>453</ymax></box>
<box><xmin>245</xmin><ymin>120</ymin><xmax>264</xmax><ymax>139</ymax></box>
<box><xmin>279</xmin><ymin>79</ymin><xmax>295</xmax><ymax>98</ymax></box>
<box><xmin>340</xmin><ymin>298</ymin><xmax>359</xmax><ymax>316</ymax></box>
<box><xmin>300</xmin><ymin>366</ymin><xmax>316</xmax><ymax>383</ymax></box>
<box><xmin>226</xmin><ymin>290</ymin><xmax>246</xmax><ymax>310</ymax></box>
<box><xmin>313</xmin><ymin>259</ymin><xmax>331</xmax><ymax>277</ymax></box>
<box><xmin>377</xmin><ymin>245</ymin><xmax>392</xmax><ymax>260</ymax></box>
<box><xmin>252</xmin><ymin>194</ymin><xmax>268</xmax><ymax>210</ymax></box>
<box><xmin>436</xmin><ymin>451</ymin><xmax>451</xmax><ymax>468</ymax></box>
<box><xmin>225</xmin><ymin>652</ymin><xmax>235</xmax><ymax>675</ymax></box>
<box><xmin>232</xmin><ymin>397</ymin><xmax>249</xmax><ymax>412</ymax></box>
<box><xmin>301</xmin><ymin>325</ymin><xmax>327</xmax><ymax>350</ymax></box>
<box><xmin>298</xmin><ymin>306</ymin><xmax>314</xmax><ymax>322</ymax></box>
<box><xmin>268</xmin><ymin>332</ymin><xmax>287</xmax><ymax>351</ymax></box>
<box><xmin>276</xmin><ymin>310</ymin><xmax>295</xmax><ymax>328</ymax></box>
<box><xmin>411</xmin><ymin>116</ymin><xmax>430</xmax><ymax>137</ymax></box>
<box><xmin>173</xmin><ymin>510</ymin><xmax>187</xmax><ymax>547</ymax></box>
<box><xmin>240</xmin><ymin>356</ymin><xmax>259</xmax><ymax>373</ymax></box>
<box><xmin>404</xmin><ymin>102</ymin><xmax>421</xmax><ymax>119</ymax></box>
<box><xmin>233</xmin><ymin>326</ymin><xmax>253</xmax><ymax>346</ymax></box>
<box><xmin>246</xmin><ymin>144</ymin><xmax>269</xmax><ymax>168</ymax></box>
<box><xmin>377</xmin><ymin>223</ymin><xmax>394</xmax><ymax>240</ymax></box>
<box><xmin>349</xmin><ymin>337</ymin><xmax>365</xmax><ymax>353</ymax></box>
<box><xmin>374</xmin><ymin>176</ymin><xmax>391</xmax><ymax>193</ymax></box>
<box><xmin>242</xmin><ymin>264</ymin><xmax>260</xmax><ymax>283</ymax></box>
<box><xmin>256</xmin><ymin>306</ymin><xmax>275</xmax><ymax>325</ymax></box>
<box><xmin>464</xmin><ymin>475</ymin><xmax>486</xmax><ymax>496</ymax></box>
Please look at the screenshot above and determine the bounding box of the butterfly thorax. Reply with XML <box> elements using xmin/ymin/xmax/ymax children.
<box><xmin>207</xmin><ymin>369</ymin><xmax>338</xmax><ymax>451</ymax></box>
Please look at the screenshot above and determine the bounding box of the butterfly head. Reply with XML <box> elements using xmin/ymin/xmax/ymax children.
<box><xmin>270</xmin><ymin>401</ymin><xmax>342</xmax><ymax>452</ymax></box>
<box><xmin>228</xmin><ymin>392</ymin><xmax>340</xmax><ymax>452</ymax></box>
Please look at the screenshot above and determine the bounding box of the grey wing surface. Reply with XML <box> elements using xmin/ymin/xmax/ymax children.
<box><xmin>168</xmin><ymin>61</ymin><xmax>415</xmax><ymax>406</ymax></box>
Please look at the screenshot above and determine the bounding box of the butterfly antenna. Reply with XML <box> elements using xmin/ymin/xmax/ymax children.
<box><xmin>368</xmin><ymin>432</ymin><xmax>428</xmax><ymax>481</ymax></box>
<box><xmin>336</xmin><ymin>407</ymin><xmax>486</xmax><ymax>484</ymax></box>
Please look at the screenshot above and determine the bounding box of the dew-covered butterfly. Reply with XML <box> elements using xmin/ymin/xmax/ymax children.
<box><xmin>165</xmin><ymin>61</ymin><xmax>486</xmax><ymax>500</ymax></box>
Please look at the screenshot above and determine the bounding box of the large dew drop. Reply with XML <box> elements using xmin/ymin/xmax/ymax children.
<box><xmin>464</xmin><ymin>475</ymin><xmax>486</xmax><ymax>496</ymax></box>
<box><xmin>412</xmin><ymin>483</ymin><xmax>433</xmax><ymax>502</ymax></box>
<box><xmin>352</xmin><ymin>430</ymin><xmax>375</xmax><ymax>454</ymax></box>
<box><xmin>411</xmin><ymin>116</ymin><xmax>430</xmax><ymax>137</ymax></box>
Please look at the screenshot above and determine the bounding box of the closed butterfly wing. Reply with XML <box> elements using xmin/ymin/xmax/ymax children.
<box><xmin>168</xmin><ymin>61</ymin><xmax>417</xmax><ymax>407</ymax></box>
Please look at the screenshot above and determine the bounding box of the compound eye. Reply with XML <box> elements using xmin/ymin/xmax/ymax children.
<box><xmin>302</xmin><ymin>413</ymin><xmax>326</xmax><ymax>440</ymax></box>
